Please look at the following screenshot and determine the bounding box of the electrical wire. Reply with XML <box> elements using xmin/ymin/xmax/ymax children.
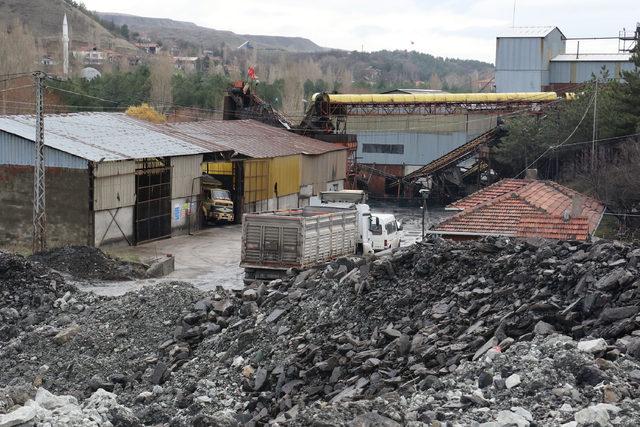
<box><xmin>0</xmin><ymin>84</ymin><xmax>35</xmax><ymax>93</ymax></box>
<box><xmin>550</xmin><ymin>132</ymin><xmax>640</xmax><ymax>149</ymax></box>
<box><xmin>513</xmin><ymin>91</ymin><xmax>596</xmax><ymax>178</ymax></box>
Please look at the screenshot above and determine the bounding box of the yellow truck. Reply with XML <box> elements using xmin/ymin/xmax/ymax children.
<box><xmin>201</xmin><ymin>175</ymin><xmax>234</xmax><ymax>224</ymax></box>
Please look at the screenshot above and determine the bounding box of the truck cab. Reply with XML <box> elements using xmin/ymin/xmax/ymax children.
<box><xmin>369</xmin><ymin>213</ymin><xmax>402</xmax><ymax>251</ymax></box>
<box><xmin>309</xmin><ymin>190</ymin><xmax>374</xmax><ymax>255</ymax></box>
<box><xmin>201</xmin><ymin>175</ymin><xmax>234</xmax><ymax>224</ymax></box>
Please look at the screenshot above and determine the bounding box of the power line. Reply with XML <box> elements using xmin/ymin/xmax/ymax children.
<box><xmin>513</xmin><ymin>91</ymin><xmax>596</xmax><ymax>178</ymax></box>
<box><xmin>0</xmin><ymin>84</ymin><xmax>36</xmax><ymax>94</ymax></box>
<box><xmin>551</xmin><ymin>132</ymin><xmax>640</xmax><ymax>150</ymax></box>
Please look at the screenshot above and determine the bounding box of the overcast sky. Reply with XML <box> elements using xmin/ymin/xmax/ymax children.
<box><xmin>82</xmin><ymin>0</ymin><xmax>639</xmax><ymax>63</ymax></box>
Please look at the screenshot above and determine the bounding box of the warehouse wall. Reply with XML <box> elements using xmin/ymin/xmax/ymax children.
<box><xmin>0</xmin><ymin>132</ymin><xmax>88</xmax><ymax>169</ymax></box>
<box><xmin>93</xmin><ymin>160</ymin><xmax>136</xmax><ymax>247</ymax></box>
<box><xmin>170</xmin><ymin>155</ymin><xmax>202</xmax><ymax>235</ymax></box>
<box><xmin>301</xmin><ymin>150</ymin><xmax>347</xmax><ymax>196</ymax></box>
<box><xmin>0</xmin><ymin>165</ymin><xmax>90</xmax><ymax>248</ymax></box>
<box><xmin>269</xmin><ymin>155</ymin><xmax>300</xmax><ymax>198</ymax></box>
<box><xmin>549</xmin><ymin>60</ymin><xmax>635</xmax><ymax>84</ymax></box>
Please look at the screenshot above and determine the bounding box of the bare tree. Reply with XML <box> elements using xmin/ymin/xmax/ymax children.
<box><xmin>149</xmin><ymin>54</ymin><xmax>174</xmax><ymax>111</ymax></box>
<box><xmin>0</xmin><ymin>19</ymin><xmax>40</xmax><ymax>114</ymax></box>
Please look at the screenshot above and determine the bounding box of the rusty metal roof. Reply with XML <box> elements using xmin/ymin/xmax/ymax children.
<box><xmin>0</xmin><ymin>112</ymin><xmax>209</xmax><ymax>162</ymax></box>
<box><xmin>166</xmin><ymin>119</ymin><xmax>346</xmax><ymax>158</ymax></box>
<box><xmin>434</xmin><ymin>179</ymin><xmax>605</xmax><ymax>241</ymax></box>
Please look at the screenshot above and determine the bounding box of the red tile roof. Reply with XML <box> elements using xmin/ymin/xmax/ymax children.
<box><xmin>448</xmin><ymin>178</ymin><xmax>531</xmax><ymax>210</ymax></box>
<box><xmin>434</xmin><ymin>179</ymin><xmax>605</xmax><ymax>241</ymax></box>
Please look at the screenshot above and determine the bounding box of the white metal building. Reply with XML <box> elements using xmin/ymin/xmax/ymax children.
<box><xmin>496</xmin><ymin>26</ymin><xmax>637</xmax><ymax>92</ymax></box>
<box><xmin>495</xmin><ymin>26</ymin><xmax>566</xmax><ymax>93</ymax></box>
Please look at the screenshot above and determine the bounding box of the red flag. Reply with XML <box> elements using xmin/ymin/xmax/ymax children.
<box><xmin>248</xmin><ymin>66</ymin><xmax>256</xmax><ymax>80</ymax></box>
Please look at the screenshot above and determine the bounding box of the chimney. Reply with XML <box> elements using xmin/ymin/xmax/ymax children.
<box><xmin>571</xmin><ymin>195</ymin><xmax>585</xmax><ymax>218</ymax></box>
<box><xmin>525</xmin><ymin>169</ymin><xmax>538</xmax><ymax>180</ymax></box>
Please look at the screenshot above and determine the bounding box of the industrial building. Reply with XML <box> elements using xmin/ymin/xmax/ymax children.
<box><xmin>300</xmin><ymin>92</ymin><xmax>556</xmax><ymax>199</ymax></box>
<box><xmin>0</xmin><ymin>113</ymin><xmax>346</xmax><ymax>249</ymax></box>
<box><xmin>165</xmin><ymin>120</ymin><xmax>347</xmax><ymax>213</ymax></box>
<box><xmin>496</xmin><ymin>26</ymin><xmax>638</xmax><ymax>93</ymax></box>
<box><xmin>0</xmin><ymin>113</ymin><xmax>209</xmax><ymax>248</ymax></box>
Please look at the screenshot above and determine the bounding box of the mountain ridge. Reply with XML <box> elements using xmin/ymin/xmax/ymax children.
<box><xmin>96</xmin><ymin>12</ymin><xmax>327</xmax><ymax>53</ymax></box>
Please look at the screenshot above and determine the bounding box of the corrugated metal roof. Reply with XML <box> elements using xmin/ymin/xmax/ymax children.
<box><xmin>498</xmin><ymin>26</ymin><xmax>561</xmax><ymax>38</ymax></box>
<box><xmin>0</xmin><ymin>113</ymin><xmax>209</xmax><ymax>162</ymax></box>
<box><xmin>166</xmin><ymin>119</ymin><xmax>345</xmax><ymax>159</ymax></box>
<box><xmin>551</xmin><ymin>53</ymin><xmax>632</xmax><ymax>62</ymax></box>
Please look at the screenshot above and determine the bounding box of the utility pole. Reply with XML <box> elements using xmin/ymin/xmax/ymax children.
<box><xmin>33</xmin><ymin>71</ymin><xmax>46</xmax><ymax>253</ymax></box>
<box><xmin>591</xmin><ymin>79</ymin><xmax>598</xmax><ymax>171</ymax></box>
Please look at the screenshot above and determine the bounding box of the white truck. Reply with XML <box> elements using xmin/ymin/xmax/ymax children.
<box><xmin>241</xmin><ymin>190</ymin><xmax>385</xmax><ymax>283</ymax></box>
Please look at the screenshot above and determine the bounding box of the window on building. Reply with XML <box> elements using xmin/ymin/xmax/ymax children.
<box><xmin>362</xmin><ymin>144</ymin><xmax>404</xmax><ymax>154</ymax></box>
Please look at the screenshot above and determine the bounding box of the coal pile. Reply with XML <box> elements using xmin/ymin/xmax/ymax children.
<box><xmin>30</xmin><ymin>245</ymin><xmax>148</xmax><ymax>281</ymax></box>
<box><xmin>0</xmin><ymin>283</ymin><xmax>202</xmax><ymax>405</ymax></box>
<box><xmin>2</xmin><ymin>237</ymin><xmax>640</xmax><ymax>426</ymax></box>
<box><xmin>0</xmin><ymin>252</ymin><xmax>73</xmax><ymax>343</ymax></box>
<box><xmin>131</xmin><ymin>237</ymin><xmax>640</xmax><ymax>425</ymax></box>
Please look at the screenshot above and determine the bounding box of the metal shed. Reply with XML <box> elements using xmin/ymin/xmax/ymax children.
<box><xmin>167</xmin><ymin>119</ymin><xmax>348</xmax><ymax>214</ymax></box>
<box><xmin>0</xmin><ymin>112</ymin><xmax>210</xmax><ymax>248</ymax></box>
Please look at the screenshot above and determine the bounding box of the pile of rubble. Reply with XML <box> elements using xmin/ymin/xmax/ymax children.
<box><xmin>0</xmin><ymin>387</ymin><xmax>138</xmax><ymax>427</ymax></box>
<box><xmin>138</xmin><ymin>237</ymin><xmax>640</xmax><ymax>425</ymax></box>
<box><xmin>2</xmin><ymin>237</ymin><xmax>640</xmax><ymax>426</ymax></box>
<box><xmin>0</xmin><ymin>252</ymin><xmax>72</xmax><ymax>344</ymax></box>
<box><xmin>30</xmin><ymin>245</ymin><xmax>147</xmax><ymax>281</ymax></box>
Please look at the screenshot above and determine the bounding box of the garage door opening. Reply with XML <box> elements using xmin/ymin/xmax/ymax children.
<box><xmin>135</xmin><ymin>157</ymin><xmax>171</xmax><ymax>244</ymax></box>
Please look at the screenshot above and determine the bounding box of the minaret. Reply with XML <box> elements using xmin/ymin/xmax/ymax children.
<box><xmin>62</xmin><ymin>14</ymin><xmax>69</xmax><ymax>78</ymax></box>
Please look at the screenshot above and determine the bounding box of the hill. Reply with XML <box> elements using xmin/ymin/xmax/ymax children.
<box><xmin>0</xmin><ymin>0</ymin><xmax>138</xmax><ymax>53</ymax></box>
<box><xmin>96</xmin><ymin>12</ymin><xmax>327</xmax><ymax>53</ymax></box>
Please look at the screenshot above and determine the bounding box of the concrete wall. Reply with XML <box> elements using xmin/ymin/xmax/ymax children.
<box><xmin>0</xmin><ymin>165</ymin><xmax>90</xmax><ymax>249</ymax></box>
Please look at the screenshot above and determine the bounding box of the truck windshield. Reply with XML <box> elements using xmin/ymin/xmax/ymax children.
<box><xmin>212</xmin><ymin>190</ymin><xmax>230</xmax><ymax>200</ymax></box>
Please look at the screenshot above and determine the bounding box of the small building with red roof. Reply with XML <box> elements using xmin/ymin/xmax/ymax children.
<box><xmin>430</xmin><ymin>179</ymin><xmax>605</xmax><ymax>241</ymax></box>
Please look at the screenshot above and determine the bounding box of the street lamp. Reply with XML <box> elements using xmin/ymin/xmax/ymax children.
<box><xmin>419</xmin><ymin>188</ymin><xmax>430</xmax><ymax>240</ymax></box>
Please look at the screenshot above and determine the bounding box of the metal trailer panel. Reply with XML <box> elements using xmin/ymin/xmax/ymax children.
<box><xmin>240</xmin><ymin>210</ymin><xmax>357</xmax><ymax>270</ymax></box>
<box><xmin>0</xmin><ymin>131</ymin><xmax>87</xmax><ymax>169</ymax></box>
<box><xmin>171</xmin><ymin>154</ymin><xmax>203</xmax><ymax>198</ymax></box>
<box><xmin>301</xmin><ymin>211</ymin><xmax>356</xmax><ymax>266</ymax></box>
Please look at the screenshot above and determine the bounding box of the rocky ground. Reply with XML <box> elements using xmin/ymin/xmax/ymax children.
<box><xmin>1</xmin><ymin>236</ymin><xmax>640</xmax><ymax>426</ymax></box>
